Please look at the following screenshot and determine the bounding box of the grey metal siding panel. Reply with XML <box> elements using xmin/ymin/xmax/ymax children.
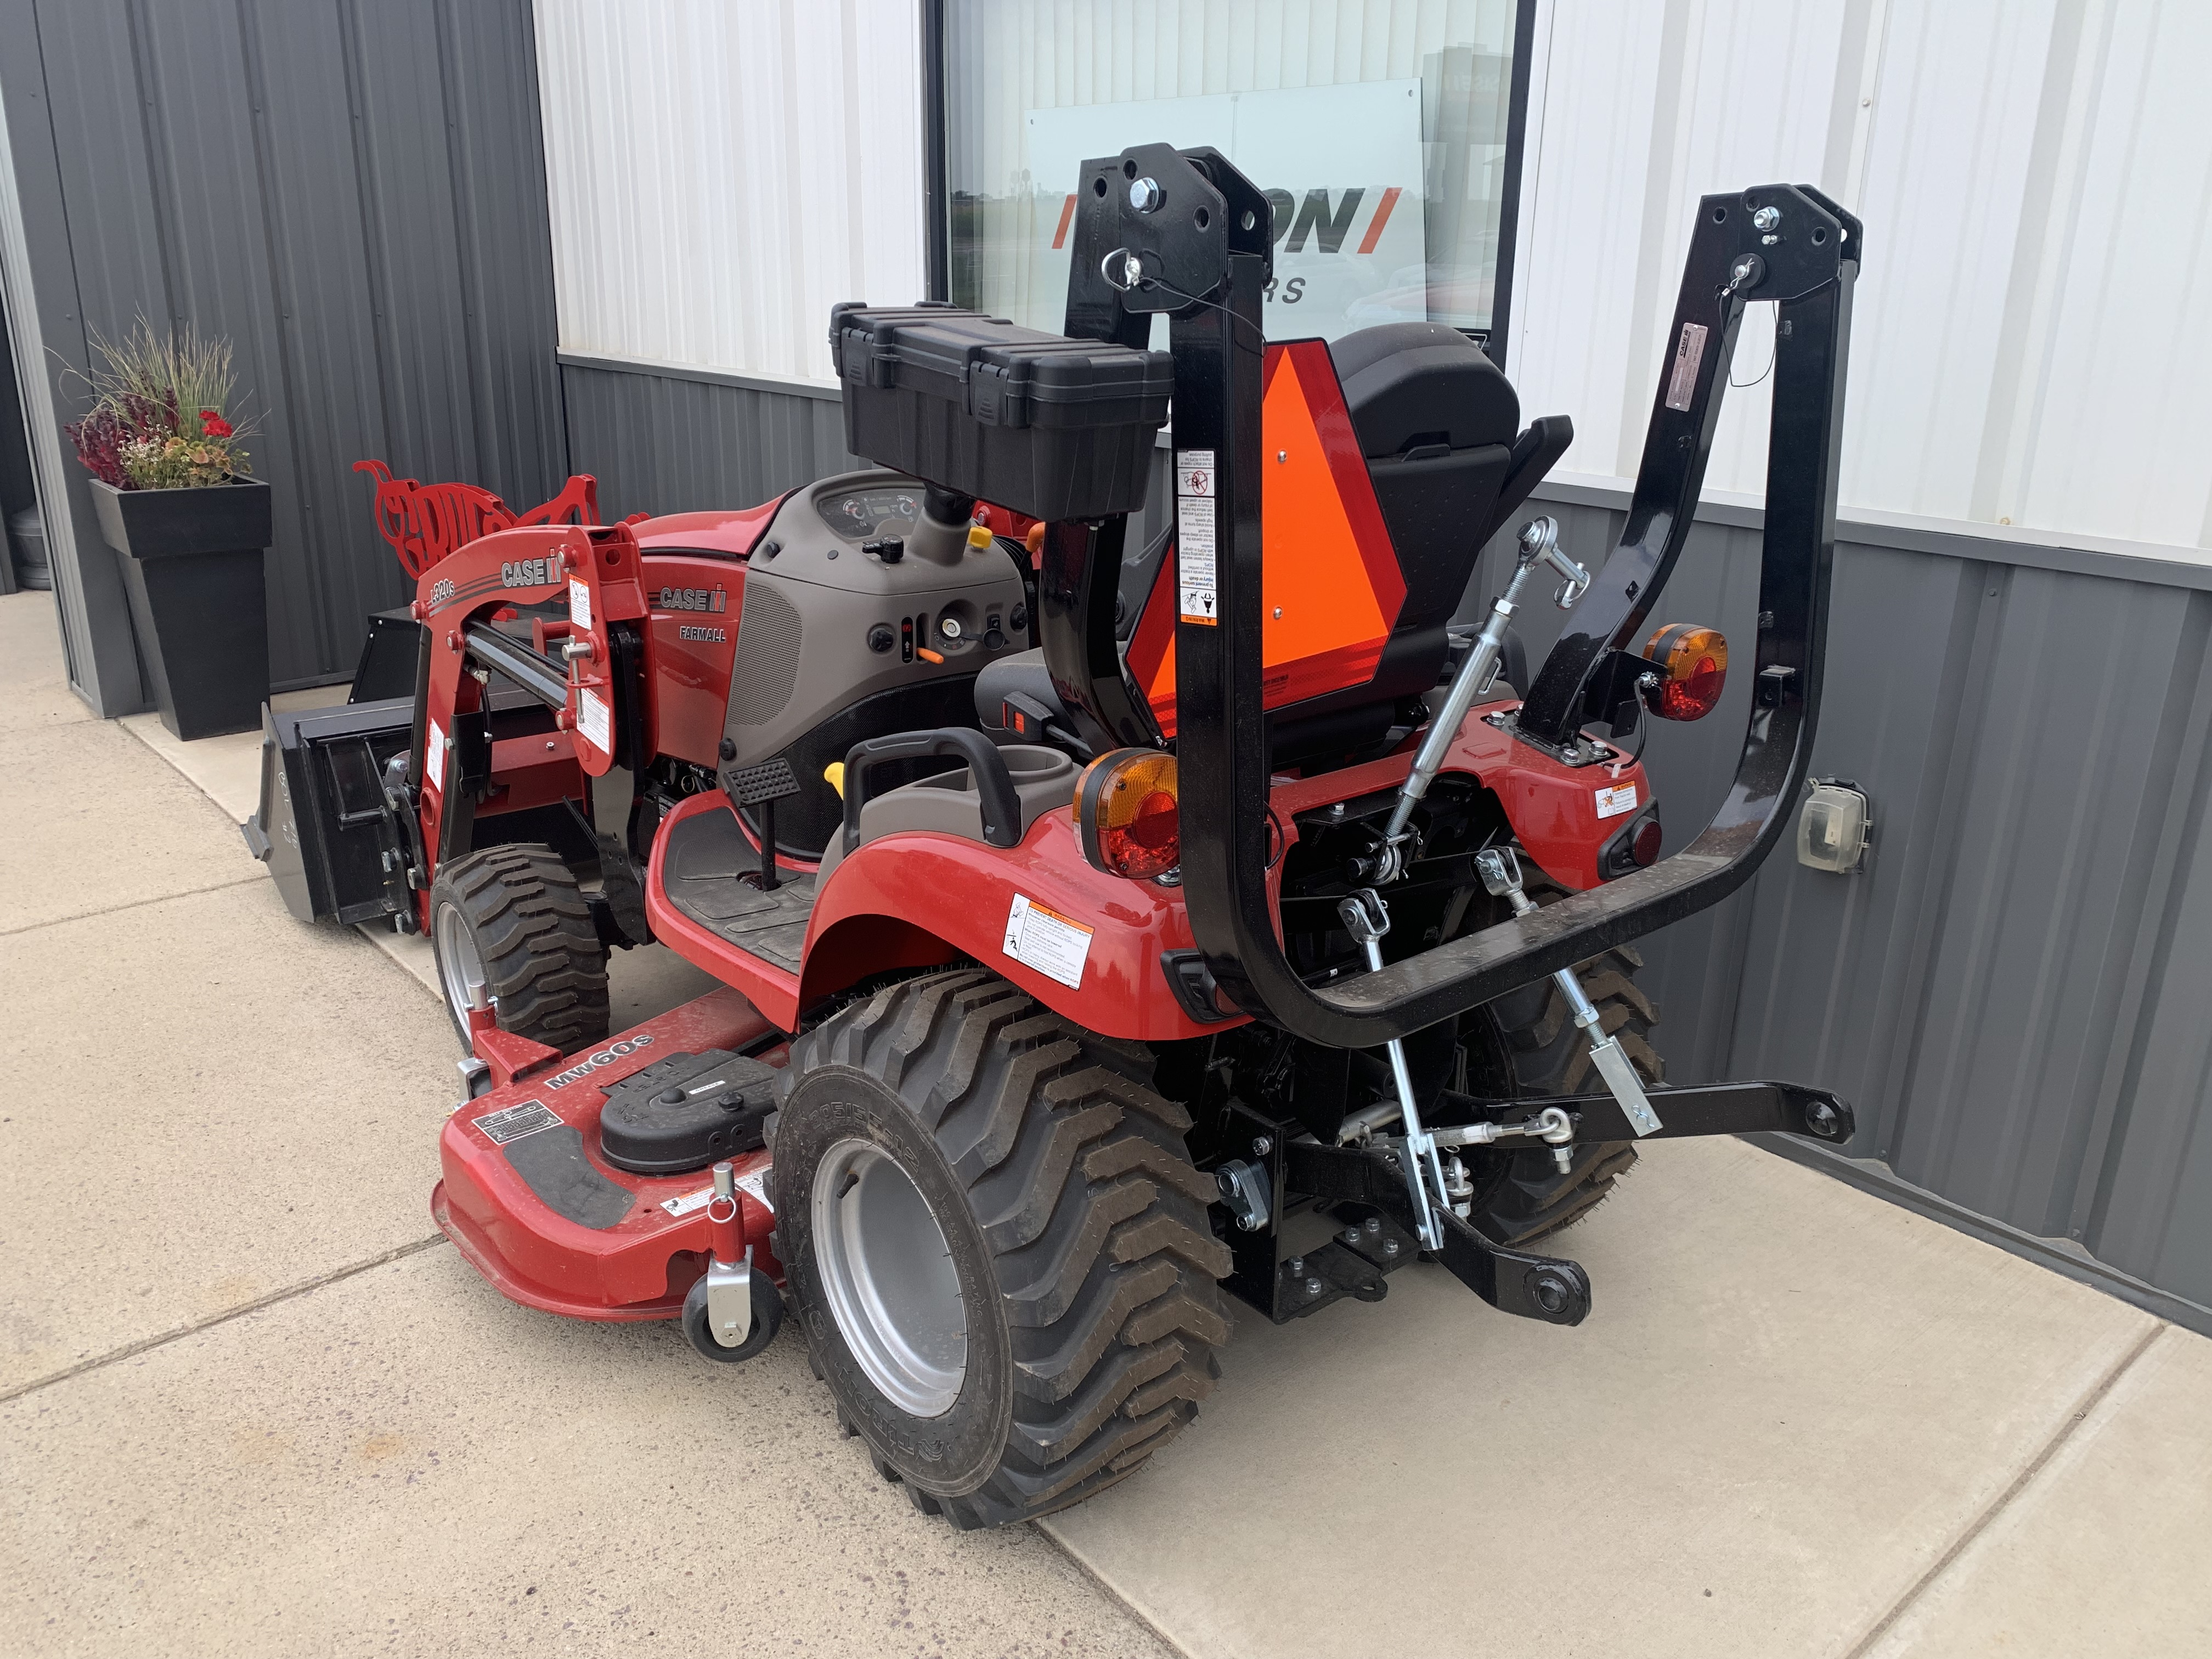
<box><xmin>560</xmin><ymin>362</ymin><xmax>861</xmax><ymax>522</ymax></box>
<box><xmin>0</xmin><ymin>0</ymin><xmax>147</xmax><ymax>712</ymax></box>
<box><xmin>2</xmin><ymin>0</ymin><xmax>562</xmax><ymax>699</ymax></box>
<box><xmin>1475</xmin><ymin>488</ymin><xmax>2212</xmax><ymax>1313</ymax></box>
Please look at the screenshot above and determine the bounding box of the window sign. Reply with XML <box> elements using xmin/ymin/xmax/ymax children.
<box><xmin>1023</xmin><ymin>83</ymin><xmax>1427</xmax><ymax>342</ymax></box>
<box><xmin>946</xmin><ymin>2</ymin><xmax>1526</xmax><ymax>350</ymax></box>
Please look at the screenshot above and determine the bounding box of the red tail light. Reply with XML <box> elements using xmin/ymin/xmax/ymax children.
<box><xmin>1075</xmin><ymin>749</ymin><xmax>1180</xmax><ymax>879</ymax></box>
<box><xmin>1641</xmin><ymin>623</ymin><xmax>1728</xmax><ymax>721</ymax></box>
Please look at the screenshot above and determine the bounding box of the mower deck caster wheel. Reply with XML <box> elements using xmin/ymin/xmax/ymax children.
<box><xmin>680</xmin><ymin>1270</ymin><xmax>783</xmax><ymax>1364</ymax></box>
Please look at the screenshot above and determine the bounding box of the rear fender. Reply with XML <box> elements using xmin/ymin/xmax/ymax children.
<box><xmin>805</xmin><ymin>813</ymin><xmax>1245</xmax><ymax>1042</ymax></box>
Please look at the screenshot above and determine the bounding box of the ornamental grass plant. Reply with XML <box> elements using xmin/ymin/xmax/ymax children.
<box><xmin>64</xmin><ymin>321</ymin><xmax>254</xmax><ymax>490</ymax></box>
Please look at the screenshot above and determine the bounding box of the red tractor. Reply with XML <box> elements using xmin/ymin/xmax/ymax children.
<box><xmin>251</xmin><ymin>145</ymin><xmax>1861</xmax><ymax>1528</ymax></box>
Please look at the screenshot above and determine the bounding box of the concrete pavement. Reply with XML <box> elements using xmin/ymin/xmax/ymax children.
<box><xmin>4</xmin><ymin>588</ymin><xmax>2206</xmax><ymax>1657</ymax></box>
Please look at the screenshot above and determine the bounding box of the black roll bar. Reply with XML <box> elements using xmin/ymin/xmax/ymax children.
<box><xmin>1062</xmin><ymin>146</ymin><xmax>1861</xmax><ymax>1047</ymax></box>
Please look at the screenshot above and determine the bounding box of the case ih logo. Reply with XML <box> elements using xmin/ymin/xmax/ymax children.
<box><xmin>658</xmin><ymin>585</ymin><xmax>728</xmax><ymax>613</ymax></box>
<box><xmin>501</xmin><ymin>556</ymin><xmax>560</xmax><ymax>589</ymax></box>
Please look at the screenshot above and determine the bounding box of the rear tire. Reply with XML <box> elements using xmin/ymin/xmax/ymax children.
<box><xmin>1457</xmin><ymin>935</ymin><xmax>1661</xmax><ymax>1246</ymax></box>
<box><xmin>427</xmin><ymin>844</ymin><xmax>609</xmax><ymax>1053</ymax></box>
<box><xmin>772</xmin><ymin>968</ymin><xmax>1231</xmax><ymax>1529</ymax></box>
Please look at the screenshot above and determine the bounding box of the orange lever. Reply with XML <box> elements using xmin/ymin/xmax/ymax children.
<box><xmin>916</xmin><ymin>647</ymin><xmax>945</xmax><ymax>665</ymax></box>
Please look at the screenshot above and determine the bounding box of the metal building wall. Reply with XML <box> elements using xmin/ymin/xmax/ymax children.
<box><xmin>0</xmin><ymin>0</ymin><xmax>565</xmax><ymax>708</ymax></box>
<box><xmin>1478</xmin><ymin>483</ymin><xmax>2212</xmax><ymax>1325</ymax></box>
<box><xmin>1510</xmin><ymin>0</ymin><xmax>2212</xmax><ymax>548</ymax></box>
<box><xmin>534</xmin><ymin>0</ymin><xmax>928</xmax><ymax>387</ymax></box>
<box><xmin>557</xmin><ymin>358</ymin><xmax>857</xmax><ymax>521</ymax></box>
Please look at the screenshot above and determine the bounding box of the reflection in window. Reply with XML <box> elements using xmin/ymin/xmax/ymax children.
<box><xmin>945</xmin><ymin>1</ymin><xmax>1522</xmax><ymax>345</ymax></box>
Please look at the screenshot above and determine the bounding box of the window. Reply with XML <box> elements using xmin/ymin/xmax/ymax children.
<box><xmin>941</xmin><ymin>1</ymin><xmax>1530</xmax><ymax>352</ymax></box>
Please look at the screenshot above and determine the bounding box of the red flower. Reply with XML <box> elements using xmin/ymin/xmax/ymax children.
<box><xmin>199</xmin><ymin>409</ymin><xmax>233</xmax><ymax>438</ymax></box>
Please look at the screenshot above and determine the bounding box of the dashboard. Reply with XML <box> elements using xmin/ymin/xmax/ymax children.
<box><xmin>816</xmin><ymin>484</ymin><xmax>923</xmax><ymax>540</ymax></box>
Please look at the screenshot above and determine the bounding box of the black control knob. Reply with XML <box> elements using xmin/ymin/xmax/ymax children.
<box><xmin>1009</xmin><ymin>603</ymin><xmax>1028</xmax><ymax>633</ymax></box>
<box><xmin>718</xmin><ymin>736</ymin><xmax>737</xmax><ymax>761</ymax></box>
<box><xmin>866</xmin><ymin>624</ymin><xmax>895</xmax><ymax>654</ymax></box>
<box><xmin>877</xmin><ymin>537</ymin><xmax>905</xmax><ymax>564</ymax></box>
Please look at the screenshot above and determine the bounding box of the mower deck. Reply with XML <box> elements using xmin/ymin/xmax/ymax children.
<box><xmin>432</xmin><ymin>987</ymin><xmax>784</xmax><ymax>1322</ymax></box>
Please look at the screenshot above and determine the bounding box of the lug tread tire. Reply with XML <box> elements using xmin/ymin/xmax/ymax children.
<box><xmin>776</xmin><ymin>968</ymin><xmax>1229</xmax><ymax>1530</ymax></box>
<box><xmin>1464</xmin><ymin>902</ymin><xmax>1660</xmax><ymax>1246</ymax></box>
<box><xmin>430</xmin><ymin>844</ymin><xmax>609</xmax><ymax>1052</ymax></box>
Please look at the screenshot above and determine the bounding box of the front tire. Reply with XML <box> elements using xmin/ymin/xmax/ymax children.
<box><xmin>427</xmin><ymin>844</ymin><xmax>609</xmax><ymax>1053</ymax></box>
<box><xmin>772</xmin><ymin>969</ymin><xmax>1231</xmax><ymax>1529</ymax></box>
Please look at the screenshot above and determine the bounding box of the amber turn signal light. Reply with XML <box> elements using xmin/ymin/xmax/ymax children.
<box><xmin>1640</xmin><ymin>623</ymin><xmax>1728</xmax><ymax>720</ymax></box>
<box><xmin>1075</xmin><ymin>748</ymin><xmax>1180</xmax><ymax>879</ymax></box>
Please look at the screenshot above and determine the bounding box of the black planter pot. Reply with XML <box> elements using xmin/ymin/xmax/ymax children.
<box><xmin>90</xmin><ymin>478</ymin><xmax>273</xmax><ymax>740</ymax></box>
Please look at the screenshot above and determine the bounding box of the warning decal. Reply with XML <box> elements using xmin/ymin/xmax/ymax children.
<box><xmin>472</xmin><ymin>1099</ymin><xmax>562</xmax><ymax>1146</ymax></box>
<box><xmin>735</xmin><ymin>1167</ymin><xmax>774</xmax><ymax>1214</ymax></box>
<box><xmin>425</xmin><ymin>719</ymin><xmax>448</xmax><ymax>791</ymax></box>
<box><xmin>661</xmin><ymin>1184</ymin><xmax>714</xmax><ymax>1219</ymax></box>
<box><xmin>1595</xmin><ymin>782</ymin><xmax>1640</xmax><ymax>820</ymax></box>
<box><xmin>1003</xmin><ymin>894</ymin><xmax>1094</xmax><ymax>990</ymax></box>
<box><xmin>1176</xmin><ymin>449</ymin><xmax>1218</xmax><ymax>625</ymax></box>
<box><xmin>577</xmin><ymin>687</ymin><xmax>612</xmax><ymax>754</ymax></box>
<box><xmin>568</xmin><ymin>575</ymin><xmax>592</xmax><ymax>632</ymax></box>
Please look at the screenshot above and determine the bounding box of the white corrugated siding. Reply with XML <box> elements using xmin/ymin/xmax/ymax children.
<box><xmin>1513</xmin><ymin>0</ymin><xmax>2212</xmax><ymax>549</ymax></box>
<box><xmin>534</xmin><ymin>0</ymin><xmax>926</xmax><ymax>385</ymax></box>
<box><xmin>535</xmin><ymin>0</ymin><xmax>2212</xmax><ymax>548</ymax></box>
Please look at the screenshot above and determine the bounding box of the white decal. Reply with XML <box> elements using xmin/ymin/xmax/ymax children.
<box><xmin>735</xmin><ymin>1167</ymin><xmax>775</xmax><ymax>1215</ymax></box>
<box><xmin>425</xmin><ymin>719</ymin><xmax>448</xmax><ymax>788</ymax></box>
<box><xmin>1003</xmin><ymin>893</ymin><xmax>1094</xmax><ymax>990</ymax></box>
<box><xmin>662</xmin><ymin>1163</ymin><xmax>774</xmax><ymax>1217</ymax></box>
<box><xmin>1176</xmin><ymin>449</ymin><xmax>1219</xmax><ymax>626</ymax></box>
<box><xmin>568</xmin><ymin>575</ymin><xmax>592</xmax><ymax>631</ymax></box>
<box><xmin>1596</xmin><ymin>783</ymin><xmax>1640</xmax><ymax>820</ymax></box>
<box><xmin>577</xmin><ymin>687</ymin><xmax>612</xmax><ymax>754</ymax></box>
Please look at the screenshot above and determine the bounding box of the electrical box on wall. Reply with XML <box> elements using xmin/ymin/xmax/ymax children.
<box><xmin>1797</xmin><ymin>781</ymin><xmax>1870</xmax><ymax>874</ymax></box>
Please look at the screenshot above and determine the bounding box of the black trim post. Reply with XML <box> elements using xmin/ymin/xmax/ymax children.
<box><xmin>921</xmin><ymin>0</ymin><xmax>951</xmax><ymax>301</ymax></box>
<box><xmin>1483</xmin><ymin>0</ymin><xmax>1542</xmax><ymax>369</ymax></box>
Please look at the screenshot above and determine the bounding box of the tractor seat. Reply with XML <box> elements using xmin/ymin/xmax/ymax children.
<box><xmin>975</xmin><ymin>324</ymin><xmax>1570</xmax><ymax>759</ymax></box>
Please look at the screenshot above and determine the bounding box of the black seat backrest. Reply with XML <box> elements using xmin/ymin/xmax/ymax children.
<box><xmin>1324</xmin><ymin>324</ymin><xmax>1550</xmax><ymax>712</ymax></box>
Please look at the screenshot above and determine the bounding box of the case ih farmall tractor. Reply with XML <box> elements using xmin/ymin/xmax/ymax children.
<box><xmin>251</xmin><ymin>145</ymin><xmax>1860</xmax><ymax>1528</ymax></box>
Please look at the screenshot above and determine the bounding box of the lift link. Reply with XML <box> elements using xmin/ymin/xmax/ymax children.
<box><xmin>1336</xmin><ymin>889</ymin><xmax>1448</xmax><ymax>1250</ymax></box>
<box><xmin>1475</xmin><ymin>847</ymin><xmax>1664</xmax><ymax>1138</ymax></box>
<box><xmin>1370</xmin><ymin>517</ymin><xmax>1588</xmax><ymax>885</ymax></box>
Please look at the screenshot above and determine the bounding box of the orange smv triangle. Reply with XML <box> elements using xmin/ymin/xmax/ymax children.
<box><xmin>1131</xmin><ymin>340</ymin><xmax>1402</xmax><ymax>732</ymax></box>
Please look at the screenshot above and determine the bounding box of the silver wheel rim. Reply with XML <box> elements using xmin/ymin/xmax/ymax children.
<box><xmin>433</xmin><ymin>901</ymin><xmax>487</xmax><ymax>1029</ymax></box>
<box><xmin>810</xmin><ymin>1137</ymin><xmax>967</xmax><ymax>1418</ymax></box>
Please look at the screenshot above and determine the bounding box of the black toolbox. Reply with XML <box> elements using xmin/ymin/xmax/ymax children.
<box><xmin>830</xmin><ymin>303</ymin><xmax>1172</xmax><ymax>522</ymax></box>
